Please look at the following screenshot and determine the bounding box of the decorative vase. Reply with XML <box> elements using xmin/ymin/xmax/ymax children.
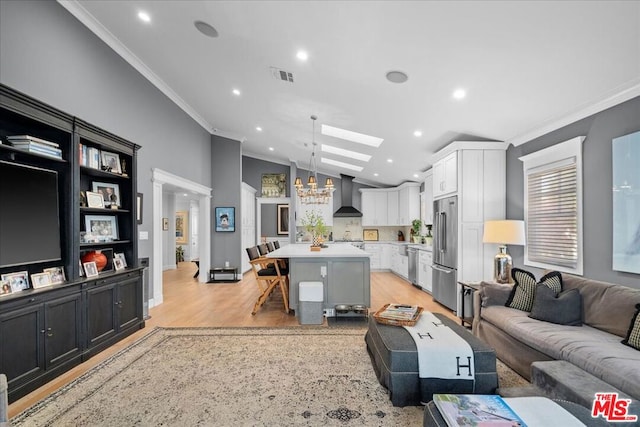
<box><xmin>312</xmin><ymin>234</ymin><xmax>321</xmax><ymax>247</ymax></box>
<box><xmin>81</xmin><ymin>250</ymin><xmax>108</xmax><ymax>271</ymax></box>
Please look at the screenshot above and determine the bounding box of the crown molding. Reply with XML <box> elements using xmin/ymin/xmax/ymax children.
<box><xmin>57</xmin><ymin>0</ymin><xmax>213</xmax><ymax>133</ymax></box>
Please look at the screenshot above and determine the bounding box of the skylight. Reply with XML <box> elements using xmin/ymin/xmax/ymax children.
<box><xmin>320</xmin><ymin>144</ymin><xmax>371</xmax><ymax>162</ymax></box>
<box><xmin>321</xmin><ymin>157</ymin><xmax>364</xmax><ymax>172</ymax></box>
<box><xmin>321</xmin><ymin>125</ymin><xmax>383</xmax><ymax>147</ymax></box>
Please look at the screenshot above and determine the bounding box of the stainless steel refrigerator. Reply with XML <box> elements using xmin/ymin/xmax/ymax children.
<box><xmin>432</xmin><ymin>195</ymin><xmax>458</xmax><ymax>311</ymax></box>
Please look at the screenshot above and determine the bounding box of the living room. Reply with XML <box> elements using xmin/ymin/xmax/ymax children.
<box><xmin>1</xmin><ymin>1</ymin><xmax>639</xmax><ymax>425</ymax></box>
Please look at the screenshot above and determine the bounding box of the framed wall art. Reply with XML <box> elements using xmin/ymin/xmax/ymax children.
<box><xmin>215</xmin><ymin>207</ymin><xmax>235</xmax><ymax>232</ymax></box>
<box><xmin>261</xmin><ymin>173</ymin><xmax>287</xmax><ymax>198</ymax></box>
<box><xmin>176</xmin><ymin>211</ymin><xmax>188</xmax><ymax>244</ymax></box>
<box><xmin>277</xmin><ymin>204</ymin><xmax>289</xmax><ymax>235</ymax></box>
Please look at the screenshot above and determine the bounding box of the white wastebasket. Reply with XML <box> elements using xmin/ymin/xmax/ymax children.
<box><xmin>298</xmin><ymin>281</ymin><xmax>324</xmax><ymax>325</ymax></box>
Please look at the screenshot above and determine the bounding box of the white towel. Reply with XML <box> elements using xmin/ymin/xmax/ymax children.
<box><xmin>404</xmin><ymin>311</ymin><xmax>475</xmax><ymax>379</ymax></box>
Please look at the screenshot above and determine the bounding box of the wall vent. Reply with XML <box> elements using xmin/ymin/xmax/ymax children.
<box><xmin>270</xmin><ymin>67</ymin><xmax>294</xmax><ymax>83</ymax></box>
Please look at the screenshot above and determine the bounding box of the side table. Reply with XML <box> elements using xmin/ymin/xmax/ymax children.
<box><xmin>458</xmin><ymin>281</ymin><xmax>481</xmax><ymax>328</ymax></box>
<box><xmin>208</xmin><ymin>267</ymin><xmax>239</xmax><ymax>283</ymax></box>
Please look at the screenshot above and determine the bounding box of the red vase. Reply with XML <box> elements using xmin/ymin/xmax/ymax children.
<box><xmin>81</xmin><ymin>250</ymin><xmax>108</xmax><ymax>271</ymax></box>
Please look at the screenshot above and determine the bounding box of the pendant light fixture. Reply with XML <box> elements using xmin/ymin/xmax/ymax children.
<box><xmin>294</xmin><ymin>115</ymin><xmax>334</xmax><ymax>204</ymax></box>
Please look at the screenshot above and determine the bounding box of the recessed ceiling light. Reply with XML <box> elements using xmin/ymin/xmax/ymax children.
<box><xmin>194</xmin><ymin>20</ymin><xmax>218</xmax><ymax>38</ymax></box>
<box><xmin>386</xmin><ymin>70</ymin><xmax>408</xmax><ymax>84</ymax></box>
<box><xmin>183</xmin><ymin>193</ymin><xmax>188</xmax><ymax>197</ymax></box>
<box><xmin>453</xmin><ymin>88</ymin><xmax>466</xmax><ymax>99</ymax></box>
<box><xmin>321</xmin><ymin>144</ymin><xmax>371</xmax><ymax>162</ymax></box>
<box><xmin>256</xmin><ymin>126</ymin><xmax>262</xmax><ymax>132</ymax></box>
<box><xmin>374</xmin><ymin>173</ymin><xmax>379</xmax><ymax>177</ymax></box>
<box><xmin>232</xmin><ymin>89</ymin><xmax>241</xmax><ymax>96</ymax></box>
<box><xmin>321</xmin><ymin>124</ymin><xmax>383</xmax><ymax>147</ymax></box>
<box><xmin>387</xmin><ymin>158</ymin><xmax>393</xmax><ymax>163</ymax></box>
<box><xmin>413</xmin><ymin>174</ymin><xmax>419</xmax><ymax>178</ymax></box>
<box><xmin>296</xmin><ymin>50</ymin><xmax>308</xmax><ymax>61</ymax></box>
<box><xmin>321</xmin><ymin>157</ymin><xmax>363</xmax><ymax>172</ymax></box>
<box><xmin>137</xmin><ymin>11</ymin><xmax>151</xmax><ymax>23</ymax></box>
<box><xmin>413</xmin><ymin>130</ymin><xmax>422</xmax><ymax>137</ymax></box>
<box><xmin>268</xmin><ymin>147</ymin><xmax>274</xmax><ymax>151</ymax></box>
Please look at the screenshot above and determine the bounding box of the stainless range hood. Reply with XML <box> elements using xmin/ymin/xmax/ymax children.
<box><xmin>333</xmin><ymin>174</ymin><xmax>363</xmax><ymax>217</ymax></box>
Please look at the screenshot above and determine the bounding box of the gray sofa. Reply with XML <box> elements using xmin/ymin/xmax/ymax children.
<box><xmin>472</xmin><ymin>273</ymin><xmax>640</xmax><ymax>401</ymax></box>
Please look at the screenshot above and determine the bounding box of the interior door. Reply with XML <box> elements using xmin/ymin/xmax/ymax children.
<box><xmin>190</xmin><ymin>203</ymin><xmax>199</xmax><ymax>261</ymax></box>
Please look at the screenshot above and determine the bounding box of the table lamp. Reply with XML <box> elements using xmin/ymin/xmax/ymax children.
<box><xmin>483</xmin><ymin>220</ymin><xmax>526</xmax><ymax>283</ymax></box>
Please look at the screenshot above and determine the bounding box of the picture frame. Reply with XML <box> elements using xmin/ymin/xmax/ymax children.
<box><xmin>100</xmin><ymin>150</ymin><xmax>122</xmax><ymax>174</ymax></box>
<box><xmin>86</xmin><ymin>191</ymin><xmax>105</xmax><ymax>208</ymax></box>
<box><xmin>277</xmin><ymin>204</ymin><xmax>289</xmax><ymax>235</ymax></box>
<box><xmin>163</xmin><ymin>217</ymin><xmax>169</xmax><ymax>231</ymax></box>
<box><xmin>113</xmin><ymin>258</ymin><xmax>125</xmax><ymax>271</ymax></box>
<box><xmin>176</xmin><ymin>211</ymin><xmax>188</xmax><ymax>244</ymax></box>
<box><xmin>83</xmin><ymin>261</ymin><xmax>99</xmax><ymax>278</ymax></box>
<box><xmin>85</xmin><ymin>215</ymin><xmax>119</xmax><ymax>241</ymax></box>
<box><xmin>136</xmin><ymin>193</ymin><xmax>143</xmax><ymax>224</ymax></box>
<box><xmin>43</xmin><ymin>266</ymin><xmax>66</xmax><ymax>285</ymax></box>
<box><xmin>114</xmin><ymin>252</ymin><xmax>127</xmax><ymax>267</ymax></box>
<box><xmin>261</xmin><ymin>173</ymin><xmax>287</xmax><ymax>198</ymax></box>
<box><xmin>31</xmin><ymin>272</ymin><xmax>53</xmax><ymax>289</ymax></box>
<box><xmin>363</xmin><ymin>229</ymin><xmax>379</xmax><ymax>241</ymax></box>
<box><xmin>1</xmin><ymin>271</ymin><xmax>29</xmax><ymax>292</ymax></box>
<box><xmin>79</xmin><ymin>260</ymin><xmax>84</xmax><ymax>276</ymax></box>
<box><xmin>215</xmin><ymin>207</ymin><xmax>235</xmax><ymax>232</ymax></box>
<box><xmin>92</xmin><ymin>181</ymin><xmax>121</xmax><ymax>208</ymax></box>
<box><xmin>0</xmin><ymin>280</ymin><xmax>12</xmax><ymax>297</ymax></box>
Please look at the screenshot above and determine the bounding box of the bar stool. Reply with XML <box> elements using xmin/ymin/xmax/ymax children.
<box><xmin>245</xmin><ymin>246</ymin><xmax>289</xmax><ymax>315</ymax></box>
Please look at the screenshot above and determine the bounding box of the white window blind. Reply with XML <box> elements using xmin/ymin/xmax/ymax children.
<box><xmin>519</xmin><ymin>136</ymin><xmax>584</xmax><ymax>275</ymax></box>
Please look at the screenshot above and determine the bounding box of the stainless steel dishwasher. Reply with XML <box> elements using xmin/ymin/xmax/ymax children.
<box><xmin>407</xmin><ymin>246</ymin><xmax>419</xmax><ymax>287</ymax></box>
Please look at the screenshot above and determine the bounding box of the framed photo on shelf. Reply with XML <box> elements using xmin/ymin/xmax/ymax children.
<box><xmin>85</xmin><ymin>215</ymin><xmax>119</xmax><ymax>241</ymax></box>
<box><xmin>277</xmin><ymin>204</ymin><xmax>289</xmax><ymax>235</ymax></box>
<box><xmin>1</xmin><ymin>280</ymin><xmax>12</xmax><ymax>297</ymax></box>
<box><xmin>1</xmin><ymin>271</ymin><xmax>29</xmax><ymax>292</ymax></box>
<box><xmin>86</xmin><ymin>191</ymin><xmax>105</xmax><ymax>208</ymax></box>
<box><xmin>43</xmin><ymin>267</ymin><xmax>66</xmax><ymax>285</ymax></box>
<box><xmin>113</xmin><ymin>258</ymin><xmax>125</xmax><ymax>271</ymax></box>
<box><xmin>100</xmin><ymin>150</ymin><xmax>122</xmax><ymax>174</ymax></box>
<box><xmin>83</xmin><ymin>261</ymin><xmax>99</xmax><ymax>278</ymax></box>
<box><xmin>92</xmin><ymin>182</ymin><xmax>121</xmax><ymax>208</ymax></box>
<box><xmin>31</xmin><ymin>272</ymin><xmax>53</xmax><ymax>289</ymax></box>
<box><xmin>114</xmin><ymin>252</ymin><xmax>127</xmax><ymax>267</ymax></box>
<box><xmin>215</xmin><ymin>207</ymin><xmax>235</xmax><ymax>232</ymax></box>
<box><xmin>176</xmin><ymin>211</ymin><xmax>188</xmax><ymax>244</ymax></box>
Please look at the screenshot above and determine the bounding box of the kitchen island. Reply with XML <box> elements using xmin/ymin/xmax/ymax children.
<box><xmin>266</xmin><ymin>243</ymin><xmax>371</xmax><ymax>315</ymax></box>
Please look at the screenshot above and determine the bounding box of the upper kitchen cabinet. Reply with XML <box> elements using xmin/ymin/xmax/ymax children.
<box><xmin>361</xmin><ymin>182</ymin><xmax>420</xmax><ymax>226</ymax></box>
<box><xmin>421</xmin><ymin>169</ymin><xmax>434</xmax><ymax>228</ymax></box>
<box><xmin>397</xmin><ymin>183</ymin><xmax>420</xmax><ymax>225</ymax></box>
<box><xmin>433</xmin><ymin>151</ymin><xmax>457</xmax><ymax>199</ymax></box>
<box><xmin>360</xmin><ymin>190</ymin><xmax>388</xmax><ymax>226</ymax></box>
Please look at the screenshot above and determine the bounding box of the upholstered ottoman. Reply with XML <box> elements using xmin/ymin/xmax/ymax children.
<box><xmin>364</xmin><ymin>313</ymin><xmax>498</xmax><ymax>407</ymax></box>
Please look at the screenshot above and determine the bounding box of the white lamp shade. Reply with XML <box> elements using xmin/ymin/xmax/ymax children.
<box><xmin>483</xmin><ymin>220</ymin><xmax>526</xmax><ymax>245</ymax></box>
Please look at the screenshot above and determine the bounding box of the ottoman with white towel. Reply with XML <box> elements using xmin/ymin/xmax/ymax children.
<box><xmin>365</xmin><ymin>312</ymin><xmax>498</xmax><ymax>407</ymax></box>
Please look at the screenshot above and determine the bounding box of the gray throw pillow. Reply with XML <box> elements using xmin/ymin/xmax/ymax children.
<box><xmin>481</xmin><ymin>282</ymin><xmax>513</xmax><ymax>307</ymax></box>
<box><xmin>528</xmin><ymin>284</ymin><xmax>583</xmax><ymax>326</ymax></box>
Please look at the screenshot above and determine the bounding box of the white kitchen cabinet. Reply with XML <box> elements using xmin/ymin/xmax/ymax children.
<box><xmin>361</xmin><ymin>190</ymin><xmax>388</xmax><ymax>226</ymax></box>
<box><xmin>418</xmin><ymin>250</ymin><xmax>433</xmax><ymax>293</ymax></box>
<box><xmin>364</xmin><ymin>243</ymin><xmax>382</xmax><ymax>270</ymax></box>
<box><xmin>381</xmin><ymin>244</ymin><xmax>393</xmax><ymax>270</ymax></box>
<box><xmin>386</xmin><ymin>190</ymin><xmax>399</xmax><ymax>225</ymax></box>
<box><xmin>295</xmin><ymin>194</ymin><xmax>333</xmax><ymax>227</ymax></box>
<box><xmin>422</xmin><ymin>170</ymin><xmax>433</xmax><ymax>227</ymax></box>
<box><xmin>398</xmin><ymin>184</ymin><xmax>420</xmax><ymax>225</ymax></box>
<box><xmin>433</xmin><ymin>151</ymin><xmax>458</xmax><ymax>199</ymax></box>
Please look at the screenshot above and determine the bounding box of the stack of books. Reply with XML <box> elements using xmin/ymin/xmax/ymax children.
<box><xmin>433</xmin><ymin>394</ymin><xmax>528</xmax><ymax>427</ymax></box>
<box><xmin>373</xmin><ymin>303</ymin><xmax>423</xmax><ymax>326</ymax></box>
<box><xmin>7</xmin><ymin>135</ymin><xmax>62</xmax><ymax>159</ymax></box>
<box><xmin>78</xmin><ymin>143</ymin><xmax>101</xmax><ymax>169</ymax></box>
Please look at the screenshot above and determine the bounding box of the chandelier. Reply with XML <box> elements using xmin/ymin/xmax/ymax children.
<box><xmin>294</xmin><ymin>115</ymin><xmax>334</xmax><ymax>204</ymax></box>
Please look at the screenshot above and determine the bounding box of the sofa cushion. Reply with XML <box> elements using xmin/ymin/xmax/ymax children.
<box><xmin>481</xmin><ymin>305</ymin><xmax>640</xmax><ymax>399</ymax></box>
<box><xmin>562</xmin><ymin>274</ymin><xmax>640</xmax><ymax>337</ymax></box>
<box><xmin>506</xmin><ymin>269</ymin><xmax>562</xmax><ymax>312</ymax></box>
<box><xmin>480</xmin><ymin>282</ymin><xmax>512</xmax><ymax>307</ymax></box>
<box><xmin>529</xmin><ymin>285</ymin><xmax>582</xmax><ymax>326</ymax></box>
<box><xmin>622</xmin><ymin>303</ymin><xmax>640</xmax><ymax>351</ymax></box>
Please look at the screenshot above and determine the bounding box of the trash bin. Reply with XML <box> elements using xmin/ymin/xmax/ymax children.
<box><xmin>298</xmin><ymin>281</ymin><xmax>324</xmax><ymax>325</ymax></box>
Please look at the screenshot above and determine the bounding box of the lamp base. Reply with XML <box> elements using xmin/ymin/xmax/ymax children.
<box><xmin>493</xmin><ymin>245</ymin><xmax>512</xmax><ymax>284</ymax></box>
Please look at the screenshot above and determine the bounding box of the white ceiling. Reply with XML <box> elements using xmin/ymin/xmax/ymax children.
<box><xmin>61</xmin><ymin>0</ymin><xmax>640</xmax><ymax>187</ymax></box>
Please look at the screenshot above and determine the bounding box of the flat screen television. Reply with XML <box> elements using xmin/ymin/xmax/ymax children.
<box><xmin>0</xmin><ymin>161</ymin><xmax>62</xmax><ymax>268</ymax></box>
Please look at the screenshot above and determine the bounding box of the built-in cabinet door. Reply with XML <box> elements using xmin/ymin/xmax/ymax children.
<box><xmin>86</xmin><ymin>283</ymin><xmax>118</xmax><ymax>349</ymax></box>
<box><xmin>433</xmin><ymin>151</ymin><xmax>458</xmax><ymax>199</ymax></box>
<box><xmin>327</xmin><ymin>260</ymin><xmax>368</xmax><ymax>306</ymax></box>
<box><xmin>44</xmin><ymin>293</ymin><xmax>82</xmax><ymax>368</ymax></box>
<box><xmin>381</xmin><ymin>244</ymin><xmax>392</xmax><ymax>270</ymax></box>
<box><xmin>423</xmin><ymin>172</ymin><xmax>433</xmax><ymax>226</ymax></box>
<box><xmin>418</xmin><ymin>251</ymin><xmax>433</xmax><ymax>293</ymax></box>
<box><xmin>0</xmin><ymin>304</ymin><xmax>44</xmax><ymax>389</ymax></box>
<box><xmin>117</xmin><ymin>277</ymin><xmax>141</xmax><ymax>331</ymax></box>
<box><xmin>364</xmin><ymin>243</ymin><xmax>381</xmax><ymax>269</ymax></box>
<box><xmin>387</xmin><ymin>190</ymin><xmax>399</xmax><ymax>225</ymax></box>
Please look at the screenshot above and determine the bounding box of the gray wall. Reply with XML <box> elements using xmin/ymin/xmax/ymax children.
<box><xmin>0</xmin><ymin>1</ymin><xmax>212</xmax><ymax>281</ymax></box>
<box><xmin>506</xmin><ymin>96</ymin><xmax>640</xmax><ymax>289</ymax></box>
<box><xmin>242</xmin><ymin>157</ymin><xmax>290</xmax><ymax>197</ymax></box>
<box><xmin>211</xmin><ymin>135</ymin><xmax>242</xmax><ymax>268</ymax></box>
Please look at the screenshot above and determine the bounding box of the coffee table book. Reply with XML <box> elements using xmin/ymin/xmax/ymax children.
<box><xmin>433</xmin><ymin>394</ymin><xmax>527</xmax><ymax>427</ymax></box>
<box><xmin>373</xmin><ymin>304</ymin><xmax>423</xmax><ymax>326</ymax></box>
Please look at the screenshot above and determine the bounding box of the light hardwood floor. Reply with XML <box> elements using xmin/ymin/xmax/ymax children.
<box><xmin>8</xmin><ymin>262</ymin><xmax>456</xmax><ymax>417</ymax></box>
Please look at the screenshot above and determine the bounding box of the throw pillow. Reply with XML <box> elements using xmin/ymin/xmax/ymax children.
<box><xmin>481</xmin><ymin>282</ymin><xmax>513</xmax><ymax>307</ymax></box>
<box><xmin>537</xmin><ymin>270</ymin><xmax>563</xmax><ymax>295</ymax></box>
<box><xmin>528</xmin><ymin>284</ymin><xmax>583</xmax><ymax>326</ymax></box>
<box><xmin>506</xmin><ymin>268</ymin><xmax>538</xmax><ymax>311</ymax></box>
<box><xmin>622</xmin><ymin>304</ymin><xmax>640</xmax><ymax>351</ymax></box>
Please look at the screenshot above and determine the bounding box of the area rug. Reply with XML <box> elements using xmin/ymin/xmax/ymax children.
<box><xmin>12</xmin><ymin>327</ymin><xmax>529</xmax><ymax>426</ymax></box>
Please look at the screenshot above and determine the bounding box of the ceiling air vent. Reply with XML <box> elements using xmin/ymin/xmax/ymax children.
<box><xmin>270</xmin><ymin>67</ymin><xmax>294</xmax><ymax>83</ymax></box>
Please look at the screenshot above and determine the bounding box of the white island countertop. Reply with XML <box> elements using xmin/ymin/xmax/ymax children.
<box><xmin>267</xmin><ymin>243</ymin><xmax>370</xmax><ymax>258</ymax></box>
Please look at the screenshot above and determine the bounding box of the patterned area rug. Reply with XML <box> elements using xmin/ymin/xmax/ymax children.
<box><xmin>13</xmin><ymin>327</ymin><xmax>529</xmax><ymax>426</ymax></box>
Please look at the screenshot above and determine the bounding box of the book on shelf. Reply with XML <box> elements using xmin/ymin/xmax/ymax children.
<box><xmin>377</xmin><ymin>303</ymin><xmax>420</xmax><ymax>321</ymax></box>
<box><xmin>7</xmin><ymin>135</ymin><xmax>59</xmax><ymax>148</ymax></box>
<box><xmin>433</xmin><ymin>394</ymin><xmax>528</xmax><ymax>427</ymax></box>
<box><xmin>12</xmin><ymin>145</ymin><xmax>62</xmax><ymax>159</ymax></box>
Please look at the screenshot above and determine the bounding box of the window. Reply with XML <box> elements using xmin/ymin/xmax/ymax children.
<box><xmin>519</xmin><ymin>136</ymin><xmax>584</xmax><ymax>275</ymax></box>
